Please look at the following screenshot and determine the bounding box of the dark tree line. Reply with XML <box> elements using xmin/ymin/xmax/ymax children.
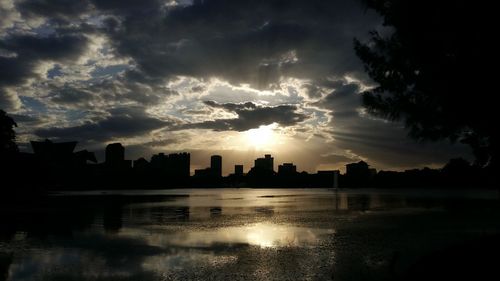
<box><xmin>0</xmin><ymin>109</ymin><xmax>18</xmax><ymax>156</ymax></box>
<box><xmin>355</xmin><ymin>0</ymin><xmax>497</xmax><ymax>169</ymax></box>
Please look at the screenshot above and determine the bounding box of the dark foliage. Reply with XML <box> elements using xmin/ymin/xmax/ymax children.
<box><xmin>354</xmin><ymin>0</ymin><xmax>497</xmax><ymax>168</ymax></box>
<box><xmin>0</xmin><ymin>109</ymin><xmax>18</xmax><ymax>155</ymax></box>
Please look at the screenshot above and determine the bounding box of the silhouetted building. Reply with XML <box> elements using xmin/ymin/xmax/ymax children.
<box><xmin>194</xmin><ymin>168</ymin><xmax>212</xmax><ymax>177</ymax></box>
<box><xmin>31</xmin><ymin>139</ymin><xmax>77</xmax><ymax>163</ymax></box>
<box><xmin>150</xmin><ymin>153</ymin><xmax>168</xmax><ymax>169</ymax></box>
<box><xmin>74</xmin><ymin>150</ymin><xmax>97</xmax><ymax>165</ymax></box>
<box><xmin>30</xmin><ymin>139</ymin><xmax>96</xmax><ymax>166</ymax></box>
<box><xmin>12</xmin><ymin>135</ymin><xmax>496</xmax><ymax>190</ymax></box>
<box><xmin>317</xmin><ymin>170</ymin><xmax>340</xmax><ymax>188</ymax></box>
<box><xmin>105</xmin><ymin>143</ymin><xmax>124</xmax><ymax>166</ymax></box>
<box><xmin>247</xmin><ymin>154</ymin><xmax>276</xmax><ymax>182</ymax></box>
<box><xmin>23</xmin><ymin>139</ymin><xmax>97</xmax><ymax>189</ymax></box>
<box><xmin>150</xmin><ymin>152</ymin><xmax>190</xmax><ymax>178</ymax></box>
<box><xmin>169</xmin><ymin>153</ymin><xmax>190</xmax><ymax>178</ymax></box>
<box><xmin>211</xmin><ymin>155</ymin><xmax>222</xmax><ymax>177</ymax></box>
<box><xmin>193</xmin><ymin>155</ymin><xmax>221</xmax><ymax>179</ymax></box>
<box><xmin>346</xmin><ymin>161</ymin><xmax>370</xmax><ymax>178</ymax></box>
<box><xmin>255</xmin><ymin>154</ymin><xmax>274</xmax><ymax>171</ymax></box>
<box><xmin>278</xmin><ymin>163</ymin><xmax>297</xmax><ymax>175</ymax></box>
<box><xmin>133</xmin><ymin>157</ymin><xmax>149</xmax><ymax>169</ymax></box>
<box><xmin>104</xmin><ymin>143</ymin><xmax>131</xmax><ymax>170</ymax></box>
<box><xmin>345</xmin><ymin>161</ymin><xmax>372</xmax><ymax>187</ymax></box>
<box><xmin>234</xmin><ymin>165</ymin><xmax>244</xmax><ymax>176</ymax></box>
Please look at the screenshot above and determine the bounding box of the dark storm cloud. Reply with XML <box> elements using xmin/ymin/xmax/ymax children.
<box><xmin>0</xmin><ymin>34</ymin><xmax>88</xmax><ymax>61</ymax></box>
<box><xmin>203</xmin><ymin>100</ymin><xmax>257</xmax><ymax>111</ymax></box>
<box><xmin>15</xmin><ymin>0</ymin><xmax>161</xmax><ymax>24</ymax></box>
<box><xmin>3</xmin><ymin>0</ymin><xmax>379</xmax><ymax>109</ymax></box>
<box><xmin>310</xmin><ymin>79</ymin><xmax>471</xmax><ymax>168</ymax></box>
<box><xmin>16</xmin><ymin>0</ymin><xmax>92</xmax><ymax>21</ymax></box>
<box><xmin>180</xmin><ymin>101</ymin><xmax>309</xmax><ymax>131</ymax></box>
<box><xmin>332</xmin><ymin>122</ymin><xmax>472</xmax><ymax>168</ymax></box>
<box><xmin>34</xmin><ymin>108</ymin><xmax>170</xmax><ymax>142</ymax></box>
<box><xmin>98</xmin><ymin>0</ymin><xmax>380</xmax><ymax>86</ymax></box>
<box><xmin>0</xmin><ymin>33</ymin><xmax>89</xmax><ymax>110</ymax></box>
<box><xmin>3</xmin><ymin>0</ymin><xmax>470</xmax><ymax>169</ymax></box>
<box><xmin>0</xmin><ymin>56</ymin><xmax>32</xmax><ymax>87</ymax></box>
<box><xmin>312</xmin><ymin>80</ymin><xmax>362</xmax><ymax>119</ymax></box>
<box><xmin>50</xmin><ymin>87</ymin><xmax>95</xmax><ymax>105</ymax></box>
<box><xmin>90</xmin><ymin>0</ymin><xmax>162</xmax><ymax>14</ymax></box>
<box><xmin>47</xmin><ymin>77</ymin><xmax>179</xmax><ymax>108</ymax></box>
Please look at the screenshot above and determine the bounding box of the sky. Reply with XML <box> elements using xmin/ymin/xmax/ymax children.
<box><xmin>0</xmin><ymin>0</ymin><xmax>470</xmax><ymax>175</ymax></box>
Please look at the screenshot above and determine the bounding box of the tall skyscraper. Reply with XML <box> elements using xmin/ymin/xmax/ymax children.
<box><xmin>234</xmin><ymin>165</ymin><xmax>244</xmax><ymax>176</ymax></box>
<box><xmin>169</xmin><ymin>152</ymin><xmax>190</xmax><ymax>178</ymax></box>
<box><xmin>105</xmin><ymin>143</ymin><xmax>124</xmax><ymax>166</ymax></box>
<box><xmin>150</xmin><ymin>152</ymin><xmax>190</xmax><ymax>178</ymax></box>
<box><xmin>278</xmin><ymin>163</ymin><xmax>297</xmax><ymax>175</ymax></box>
<box><xmin>254</xmin><ymin>154</ymin><xmax>274</xmax><ymax>171</ymax></box>
<box><xmin>211</xmin><ymin>155</ymin><xmax>222</xmax><ymax>177</ymax></box>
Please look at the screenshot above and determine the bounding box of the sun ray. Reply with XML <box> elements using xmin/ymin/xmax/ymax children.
<box><xmin>244</xmin><ymin>124</ymin><xmax>277</xmax><ymax>149</ymax></box>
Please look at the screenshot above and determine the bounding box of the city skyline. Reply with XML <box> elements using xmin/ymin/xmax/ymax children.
<box><xmin>16</xmin><ymin>134</ymin><xmax>468</xmax><ymax>175</ymax></box>
<box><xmin>27</xmin><ymin>139</ymin><xmax>334</xmax><ymax>176</ymax></box>
<box><xmin>1</xmin><ymin>2</ymin><xmax>498</xmax><ymax>280</ymax></box>
<box><xmin>6</xmin><ymin>137</ymin><xmax>489</xmax><ymax>190</ymax></box>
<box><xmin>0</xmin><ymin>0</ymin><xmax>472</xmax><ymax>175</ymax></box>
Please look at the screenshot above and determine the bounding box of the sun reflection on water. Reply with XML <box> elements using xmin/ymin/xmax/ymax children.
<box><xmin>244</xmin><ymin>223</ymin><xmax>320</xmax><ymax>248</ymax></box>
<box><xmin>147</xmin><ymin>222</ymin><xmax>335</xmax><ymax>248</ymax></box>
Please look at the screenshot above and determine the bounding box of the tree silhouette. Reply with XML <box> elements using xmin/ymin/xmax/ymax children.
<box><xmin>354</xmin><ymin>0</ymin><xmax>497</xmax><ymax>168</ymax></box>
<box><xmin>0</xmin><ymin>109</ymin><xmax>18</xmax><ymax>156</ymax></box>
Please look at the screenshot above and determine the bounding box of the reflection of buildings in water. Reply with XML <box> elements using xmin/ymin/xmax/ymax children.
<box><xmin>386</xmin><ymin>195</ymin><xmax>407</xmax><ymax>209</ymax></box>
<box><xmin>368</xmin><ymin>194</ymin><xmax>408</xmax><ymax>210</ymax></box>
<box><xmin>184</xmin><ymin>206</ymin><xmax>224</xmax><ymax>220</ymax></box>
<box><xmin>185</xmin><ymin>192</ymin><xmax>224</xmax><ymax>220</ymax></box>
<box><xmin>181</xmin><ymin>191</ymin><xmax>289</xmax><ymax>219</ymax></box>
<box><xmin>149</xmin><ymin>207</ymin><xmax>190</xmax><ymax>223</ymax></box>
<box><xmin>336</xmin><ymin>192</ymin><xmax>349</xmax><ymax>210</ymax></box>
<box><xmin>102</xmin><ymin>207</ymin><xmax>123</xmax><ymax>233</ymax></box>
<box><xmin>254</xmin><ymin>206</ymin><xmax>274</xmax><ymax>215</ymax></box>
<box><xmin>0</xmin><ymin>252</ymin><xmax>13</xmax><ymax>281</ymax></box>
<box><xmin>369</xmin><ymin>194</ymin><xmax>382</xmax><ymax>210</ymax></box>
<box><xmin>334</xmin><ymin>192</ymin><xmax>409</xmax><ymax>211</ymax></box>
<box><xmin>210</xmin><ymin>207</ymin><xmax>222</xmax><ymax>217</ymax></box>
<box><xmin>4</xmin><ymin>234</ymin><xmax>162</xmax><ymax>281</ymax></box>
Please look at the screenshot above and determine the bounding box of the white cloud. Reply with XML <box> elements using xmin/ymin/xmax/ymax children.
<box><xmin>0</xmin><ymin>87</ymin><xmax>22</xmax><ymax>111</ymax></box>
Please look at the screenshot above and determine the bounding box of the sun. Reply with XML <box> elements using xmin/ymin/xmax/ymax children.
<box><xmin>245</xmin><ymin>124</ymin><xmax>277</xmax><ymax>148</ymax></box>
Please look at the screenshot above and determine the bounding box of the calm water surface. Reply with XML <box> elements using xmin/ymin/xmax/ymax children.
<box><xmin>1</xmin><ymin>188</ymin><xmax>499</xmax><ymax>281</ymax></box>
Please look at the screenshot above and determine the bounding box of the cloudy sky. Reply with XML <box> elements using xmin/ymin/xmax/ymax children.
<box><xmin>1</xmin><ymin>0</ymin><xmax>469</xmax><ymax>174</ymax></box>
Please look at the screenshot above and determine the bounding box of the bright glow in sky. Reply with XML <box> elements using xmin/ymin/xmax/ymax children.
<box><xmin>0</xmin><ymin>0</ymin><xmax>469</xmax><ymax>174</ymax></box>
<box><xmin>244</xmin><ymin>124</ymin><xmax>278</xmax><ymax>149</ymax></box>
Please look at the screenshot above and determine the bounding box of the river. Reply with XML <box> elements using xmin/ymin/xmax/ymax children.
<box><xmin>1</xmin><ymin>188</ymin><xmax>499</xmax><ymax>280</ymax></box>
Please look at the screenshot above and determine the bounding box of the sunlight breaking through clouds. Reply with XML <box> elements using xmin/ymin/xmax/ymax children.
<box><xmin>0</xmin><ymin>0</ymin><xmax>471</xmax><ymax>172</ymax></box>
<box><xmin>244</xmin><ymin>124</ymin><xmax>277</xmax><ymax>150</ymax></box>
